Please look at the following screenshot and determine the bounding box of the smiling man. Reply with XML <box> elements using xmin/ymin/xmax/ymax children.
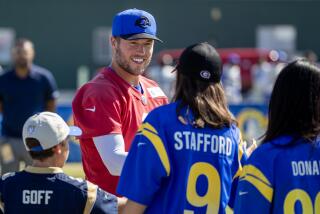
<box><xmin>72</xmin><ymin>9</ymin><xmax>168</xmax><ymax>195</ymax></box>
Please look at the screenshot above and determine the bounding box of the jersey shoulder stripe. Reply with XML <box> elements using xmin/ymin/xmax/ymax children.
<box><xmin>141</xmin><ymin>122</ymin><xmax>170</xmax><ymax>176</ymax></box>
<box><xmin>240</xmin><ymin>164</ymin><xmax>273</xmax><ymax>202</ymax></box>
<box><xmin>83</xmin><ymin>181</ymin><xmax>98</xmax><ymax>214</ymax></box>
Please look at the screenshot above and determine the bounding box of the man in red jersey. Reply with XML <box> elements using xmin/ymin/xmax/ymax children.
<box><xmin>72</xmin><ymin>8</ymin><xmax>168</xmax><ymax>194</ymax></box>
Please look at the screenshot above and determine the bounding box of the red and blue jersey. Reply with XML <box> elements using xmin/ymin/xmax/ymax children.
<box><xmin>72</xmin><ymin>67</ymin><xmax>168</xmax><ymax>194</ymax></box>
<box><xmin>234</xmin><ymin>135</ymin><xmax>320</xmax><ymax>214</ymax></box>
<box><xmin>117</xmin><ymin>101</ymin><xmax>246</xmax><ymax>213</ymax></box>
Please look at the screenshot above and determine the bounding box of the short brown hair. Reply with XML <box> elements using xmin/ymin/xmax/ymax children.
<box><xmin>25</xmin><ymin>138</ymin><xmax>67</xmax><ymax>160</ymax></box>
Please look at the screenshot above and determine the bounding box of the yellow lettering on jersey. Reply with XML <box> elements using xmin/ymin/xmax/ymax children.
<box><xmin>284</xmin><ymin>189</ymin><xmax>312</xmax><ymax>214</ymax></box>
<box><xmin>225</xmin><ymin>205</ymin><xmax>234</xmax><ymax>214</ymax></box>
<box><xmin>315</xmin><ymin>192</ymin><xmax>320</xmax><ymax>213</ymax></box>
<box><xmin>186</xmin><ymin>162</ymin><xmax>220</xmax><ymax>214</ymax></box>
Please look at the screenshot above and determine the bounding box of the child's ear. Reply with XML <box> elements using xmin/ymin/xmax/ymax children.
<box><xmin>52</xmin><ymin>145</ymin><xmax>62</xmax><ymax>154</ymax></box>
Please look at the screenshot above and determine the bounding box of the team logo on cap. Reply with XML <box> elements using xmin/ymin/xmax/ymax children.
<box><xmin>56</xmin><ymin>124</ymin><xmax>62</xmax><ymax>133</ymax></box>
<box><xmin>135</xmin><ymin>16</ymin><xmax>151</xmax><ymax>29</ymax></box>
<box><xmin>200</xmin><ymin>70</ymin><xmax>211</xmax><ymax>79</ymax></box>
<box><xmin>27</xmin><ymin>125</ymin><xmax>36</xmax><ymax>135</ymax></box>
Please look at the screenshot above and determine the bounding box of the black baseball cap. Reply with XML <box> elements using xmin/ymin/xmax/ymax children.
<box><xmin>176</xmin><ymin>42</ymin><xmax>222</xmax><ymax>83</ymax></box>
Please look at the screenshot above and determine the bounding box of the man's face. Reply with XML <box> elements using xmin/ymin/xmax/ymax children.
<box><xmin>12</xmin><ymin>42</ymin><xmax>34</xmax><ymax>68</ymax></box>
<box><xmin>112</xmin><ymin>37</ymin><xmax>154</xmax><ymax>76</ymax></box>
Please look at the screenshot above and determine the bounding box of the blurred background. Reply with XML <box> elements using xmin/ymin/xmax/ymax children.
<box><xmin>1</xmin><ymin>0</ymin><xmax>319</xmax><ymax>175</ymax></box>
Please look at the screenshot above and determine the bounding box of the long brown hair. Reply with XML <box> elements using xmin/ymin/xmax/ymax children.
<box><xmin>172</xmin><ymin>72</ymin><xmax>236</xmax><ymax>129</ymax></box>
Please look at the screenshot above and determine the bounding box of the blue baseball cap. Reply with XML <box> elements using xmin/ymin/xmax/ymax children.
<box><xmin>112</xmin><ymin>8</ymin><xmax>162</xmax><ymax>42</ymax></box>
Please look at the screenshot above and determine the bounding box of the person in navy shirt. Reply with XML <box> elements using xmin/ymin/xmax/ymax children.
<box><xmin>0</xmin><ymin>38</ymin><xmax>58</xmax><ymax>174</ymax></box>
<box><xmin>0</xmin><ymin>112</ymin><xmax>124</xmax><ymax>214</ymax></box>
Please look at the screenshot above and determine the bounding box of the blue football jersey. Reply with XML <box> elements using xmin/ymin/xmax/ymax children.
<box><xmin>234</xmin><ymin>135</ymin><xmax>320</xmax><ymax>214</ymax></box>
<box><xmin>0</xmin><ymin>166</ymin><xmax>117</xmax><ymax>214</ymax></box>
<box><xmin>117</xmin><ymin>102</ymin><xmax>246</xmax><ymax>213</ymax></box>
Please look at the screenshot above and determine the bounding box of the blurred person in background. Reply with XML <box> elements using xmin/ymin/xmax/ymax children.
<box><xmin>304</xmin><ymin>50</ymin><xmax>318</xmax><ymax>64</ymax></box>
<box><xmin>72</xmin><ymin>8</ymin><xmax>168</xmax><ymax>195</ymax></box>
<box><xmin>118</xmin><ymin>42</ymin><xmax>247</xmax><ymax>213</ymax></box>
<box><xmin>0</xmin><ymin>38</ymin><xmax>58</xmax><ymax>175</ymax></box>
<box><xmin>248</xmin><ymin>58</ymin><xmax>276</xmax><ymax>103</ymax></box>
<box><xmin>146</xmin><ymin>54</ymin><xmax>176</xmax><ymax>99</ymax></box>
<box><xmin>222</xmin><ymin>53</ymin><xmax>243</xmax><ymax>104</ymax></box>
<box><xmin>0</xmin><ymin>112</ymin><xmax>125</xmax><ymax>214</ymax></box>
<box><xmin>234</xmin><ymin>59</ymin><xmax>320</xmax><ymax>213</ymax></box>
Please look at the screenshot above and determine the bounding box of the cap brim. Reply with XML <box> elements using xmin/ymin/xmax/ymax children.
<box><xmin>121</xmin><ymin>33</ymin><xmax>163</xmax><ymax>43</ymax></box>
<box><xmin>68</xmin><ymin>126</ymin><xmax>82</xmax><ymax>136</ymax></box>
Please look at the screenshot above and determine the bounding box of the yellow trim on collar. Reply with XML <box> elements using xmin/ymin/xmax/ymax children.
<box><xmin>24</xmin><ymin>166</ymin><xmax>64</xmax><ymax>174</ymax></box>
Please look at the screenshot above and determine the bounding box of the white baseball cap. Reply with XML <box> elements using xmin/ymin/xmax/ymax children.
<box><xmin>23</xmin><ymin>112</ymin><xmax>82</xmax><ymax>152</ymax></box>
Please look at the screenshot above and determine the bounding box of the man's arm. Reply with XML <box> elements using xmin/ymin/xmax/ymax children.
<box><xmin>122</xmin><ymin>200</ymin><xmax>146</xmax><ymax>214</ymax></box>
<box><xmin>93</xmin><ymin>134</ymin><xmax>128</xmax><ymax>176</ymax></box>
<box><xmin>117</xmin><ymin>197</ymin><xmax>127</xmax><ymax>214</ymax></box>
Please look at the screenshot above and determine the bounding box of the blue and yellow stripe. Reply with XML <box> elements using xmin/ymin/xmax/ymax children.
<box><xmin>140</xmin><ymin>122</ymin><xmax>171</xmax><ymax>176</ymax></box>
<box><xmin>240</xmin><ymin>164</ymin><xmax>273</xmax><ymax>203</ymax></box>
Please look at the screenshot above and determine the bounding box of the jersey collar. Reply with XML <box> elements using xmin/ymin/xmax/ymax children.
<box><xmin>270</xmin><ymin>135</ymin><xmax>301</xmax><ymax>146</ymax></box>
<box><xmin>25</xmin><ymin>166</ymin><xmax>64</xmax><ymax>174</ymax></box>
<box><xmin>105</xmin><ymin>67</ymin><xmax>148</xmax><ymax>103</ymax></box>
